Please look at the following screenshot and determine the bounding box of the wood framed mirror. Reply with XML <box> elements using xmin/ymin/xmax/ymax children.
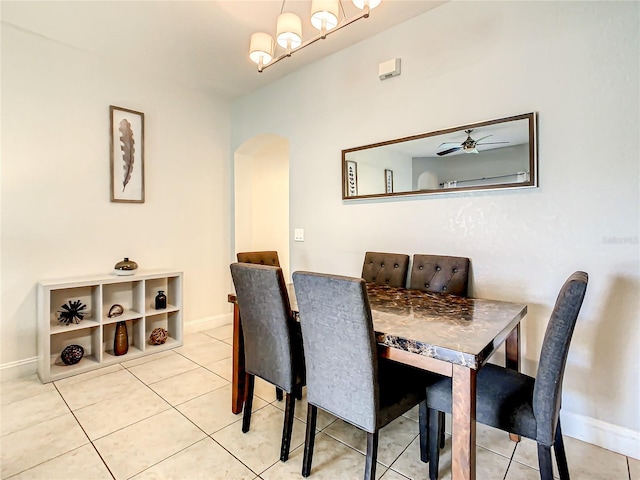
<box><xmin>342</xmin><ymin>112</ymin><xmax>537</xmax><ymax>200</ymax></box>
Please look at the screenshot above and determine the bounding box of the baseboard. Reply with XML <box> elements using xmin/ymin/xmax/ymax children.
<box><xmin>561</xmin><ymin>410</ymin><xmax>640</xmax><ymax>459</ymax></box>
<box><xmin>0</xmin><ymin>356</ymin><xmax>38</xmax><ymax>381</ymax></box>
<box><xmin>184</xmin><ymin>313</ymin><xmax>233</xmax><ymax>333</ymax></box>
<box><xmin>1</xmin><ymin>314</ymin><xmax>234</xmax><ymax>381</ymax></box>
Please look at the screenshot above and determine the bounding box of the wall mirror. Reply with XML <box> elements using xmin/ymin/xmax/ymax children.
<box><xmin>342</xmin><ymin>112</ymin><xmax>537</xmax><ymax>200</ymax></box>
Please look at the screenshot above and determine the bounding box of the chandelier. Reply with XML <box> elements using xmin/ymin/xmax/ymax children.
<box><xmin>249</xmin><ymin>0</ymin><xmax>382</xmax><ymax>72</ymax></box>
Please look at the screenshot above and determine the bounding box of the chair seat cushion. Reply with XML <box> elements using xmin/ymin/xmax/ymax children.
<box><xmin>426</xmin><ymin>363</ymin><xmax>537</xmax><ymax>440</ymax></box>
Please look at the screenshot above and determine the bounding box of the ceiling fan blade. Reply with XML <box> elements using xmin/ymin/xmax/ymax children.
<box><xmin>475</xmin><ymin>134</ymin><xmax>493</xmax><ymax>143</ymax></box>
<box><xmin>438</xmin><ymin>141</ymin><xmax>463</xmax><ymax>148</ymax></box>
<box><xmin>437</xmin><ymin>146</ymin><xmax>462</xmax><ymax>156</ymax></box>
<box><xmin>476</xmin><ymin>141</ymin><xmax>510</xmax><ymax>146</ymax></box>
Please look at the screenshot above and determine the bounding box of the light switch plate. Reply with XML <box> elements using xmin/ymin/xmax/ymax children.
<box><xmin>294</xmin><ymin>228</ymin><xmax>304</xmax><ymax>242</ymax></box>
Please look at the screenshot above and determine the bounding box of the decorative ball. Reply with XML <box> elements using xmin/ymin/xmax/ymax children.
<box><xmin>57</xmin><ymin>299</ymin><xmax>88</xmax><ymax>325</ymax></box>
<box><xmin>61</xmin><ymin>345</ymin><xmax>84</xmax><ymax>365</ymax></box>
<box><xmin>149</xmin><ymin>327</ymin><xmax>168</xmax><ymax>345</ymax></box>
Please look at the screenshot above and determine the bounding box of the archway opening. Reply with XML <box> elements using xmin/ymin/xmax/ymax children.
<box><xmin>234</xmin><ymin>134</ymin><xmax>290</xmax><ymax>279</ymax></box>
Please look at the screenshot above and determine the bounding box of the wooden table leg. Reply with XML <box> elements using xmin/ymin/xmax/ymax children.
<box><xmin>506</xmin><ymin>324</ymin><xmax>521</xmax><ymax>442</ymax></box>
<box><xmin>451</xmin><ymin>364</ymin><xmax>477</xmax><ymax>480</ymax></box>
<box><xmin>231</xmin><ymin>302</ymin><xmax>245</xmax><ymax>414</ymax></box>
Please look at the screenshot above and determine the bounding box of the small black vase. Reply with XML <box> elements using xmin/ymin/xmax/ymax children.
<box><xmin>114</xmin><ymin>321</ymin><xmax>128</xmax><ymax>356</ymax></box>
<box><xmin>155</xmin><ymin>290</ymin><xmax>167</xmax><ymax>309</ymax></box>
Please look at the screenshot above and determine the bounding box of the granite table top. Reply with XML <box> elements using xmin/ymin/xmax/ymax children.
<box><xmin>285</xmin><ymin>283</ymin><xmax>527</xmax><ymax>370</ymax></box>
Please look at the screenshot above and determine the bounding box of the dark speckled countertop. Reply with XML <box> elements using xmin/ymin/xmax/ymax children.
<box><xmin>287</xmin><ymin>283</ymin><xmax>527</xmax><ymax>370</ymax></box>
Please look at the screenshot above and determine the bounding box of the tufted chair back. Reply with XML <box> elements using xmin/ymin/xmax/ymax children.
<box><xmin>361</xmin><ymin>252</ymin><xmax>410</xmax><ymax>288</ymax></box>
<box><xmin>237</xmin><ymin>251</ymin><xmax>280</xmax><ymax>267</ymax></box>
<box><xmin>409</xmin><ymin>254</ymin><xmax>470</xmax><ymax>296</ymax></box>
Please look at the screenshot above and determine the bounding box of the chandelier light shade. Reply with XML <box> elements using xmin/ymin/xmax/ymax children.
<box><xmin>249</xmin><ymin>0</ymin><xmax>382</xmax><ymax>72</ymax></box>
<box><xmin>249</xmin><ymin>32</ymin><xmax>274</xmax><ymax>68</ymax></box>
<box><xmin>352</xmin><ymin>0</ymin><xmax>382</xmax><ymax>9</ymax></box>
<box><xmin>310</xmin><ymin>0</ymin><xmax>340</xmax><ymax>31</ymax></box>
<box><xmin>276</xmin><ymin>12</ymin><xmax>303</xmax><ymax>49</ymax></box>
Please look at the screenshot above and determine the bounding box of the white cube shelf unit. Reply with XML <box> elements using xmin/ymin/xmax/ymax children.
<box><xmin>37</xmin><ymin>270</ymin><xmax>183</xmax><ymax>383</ymax></box>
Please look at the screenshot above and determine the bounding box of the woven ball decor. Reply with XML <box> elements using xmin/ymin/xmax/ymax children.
<box><xmin>149</xmin><ymin>327</ymin><xmax>168</xmax><ymax>345</ymax></box>
<box><xmin>61</xmin><ymin>345</ymin><xmax>84</xmax><ymax>365</ymax></box>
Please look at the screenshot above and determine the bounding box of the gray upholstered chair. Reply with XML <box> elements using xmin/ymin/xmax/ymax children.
<box><xmin>361</xmin><ymin>251</ymin><xmax>410</xmax><ymax>288</ymax></box>
<box><xmin>409</xmin><ymin>254</ymin><xmax>470</xmax><ymax>296</ymax></box>
<box><xmin>424</xmin><ymin>271</ymin><xmax>588</xmax><ymax>480</ymax></box>
<box><xmin>410</xmin><ymin>254</ymin><xmax>471</xmax><ymax>451</ymax></box>
<box><xmin>236</xmin><ymin>250</ymin><xmax>287</xmax><ymax>401</ymax></box>
<box><xmin>229</xmin><ymin>262</ymin><xmax>305</xmax><ymax>462</ymax></box>
<box><xmin>293</xmin><ymin>271</ymin><xmax>437</xmax><ymax>480</ymax></box>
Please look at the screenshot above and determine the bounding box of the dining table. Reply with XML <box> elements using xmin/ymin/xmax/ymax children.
<box><xmin>227</xmin><ymin>282</ymin><xmax>527</xmax><ymax>480</ymax></box>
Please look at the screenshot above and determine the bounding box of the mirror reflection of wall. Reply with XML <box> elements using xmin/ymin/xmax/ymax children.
<box><xmin>412</xmin><ymin>144</ymin><xmax>530</xmax><ymax>190</ymax></box>
<box><xmin>345</xmin><ymin>148</ymin><xmax>412</xmax><ymax>196</ymax></box>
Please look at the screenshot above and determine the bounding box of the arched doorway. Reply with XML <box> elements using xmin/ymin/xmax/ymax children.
<box><xmin>233</xmin><ymin>134</ymin><xmax>290</xmax><ymax>280</ymax></box>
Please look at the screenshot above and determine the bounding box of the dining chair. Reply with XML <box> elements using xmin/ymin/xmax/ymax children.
<box><xmin>236</xmin><ymin>250</ymin><xmax>280</xmax><ymax>267</ymax></box>
<box><xmin>293</xmin><ymin>270</ymin><xmax>437</xmax><ymax>480</ymax></box>
<box><xmin>236</xmin><ymin>250</ymin><xmax>286</xmax><ymax>401</ymax></box>
<box><xmin>361</xmin><ymin>251</ymin><xmax>410</xmax><ymax>288</ymax></box>
<box><xmin>409</xmin><ymin>254</ymin><xmax>470</xmax><ymax>296</ymax></box>
<box><xmin>410</xmin><ymin>254</ymin><xmax>471</xmax><ymax>451</ymax></box>
<box><xmin>229</xmin><ymin>262</ymin><xmax>305</xmax><ymax>462</ymax></box>
<box><xmin>423</xmin><ymin>271</ymin><xmax>588</xmax><ymax>480</ymax></box>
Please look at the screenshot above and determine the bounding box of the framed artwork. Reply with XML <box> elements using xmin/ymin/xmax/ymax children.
<box><xmin>346</xmin><ymin>161</ymin><xmax>358</xmax><ymax>197</ymax></box>
<box><xmin>110</xmin><ymin>105</ymin><xmax>145</xmax><ymax>203</ymax></box>
<box><xmin>385</xmin><ymin>169</ymin><xmax>394</xmax><ymax>194</ymax></box>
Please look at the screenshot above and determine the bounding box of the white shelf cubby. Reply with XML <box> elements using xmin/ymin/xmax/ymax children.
<box><xmin>38</xmin><ymin>270</ymin><xmax>183</xmax><ymax>383</ymax></box>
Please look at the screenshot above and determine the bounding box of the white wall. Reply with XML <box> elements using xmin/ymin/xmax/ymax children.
<box><xmin>1</xmin><ymin>23</ymin><xmax>232</xmax><ymax>371</ymax></box>
<box><xmin>231</xmin><ymin>1</ymin><xmax>640</xmax><ymax>457</ymax></box>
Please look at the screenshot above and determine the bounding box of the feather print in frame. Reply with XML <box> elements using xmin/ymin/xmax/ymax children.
<box><xmin>110</xmin><ymin>105</ymin><xmax>145</xmax><ymax>203</ymax></box>
<box><xmin>119</xmin><ymin>119</ymin><xmax>135</xmax><ymax>192</ymax></box>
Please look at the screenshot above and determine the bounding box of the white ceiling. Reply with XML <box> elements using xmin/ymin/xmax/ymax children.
<box><xmin>1</xmin><ymin>0</ymin><xmax>445</xmax><ymax>100</ymax></box>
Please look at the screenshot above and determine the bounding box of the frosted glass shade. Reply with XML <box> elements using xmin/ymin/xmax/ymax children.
<box><xmin>310</xmin><ymin>0</ymin><xmax>339</xmax><ymax>31</ymax></box>
<box><xmin>276</xmin><ymin>13</ymin><xmax>302</xmax><ymax>49</ymax></box>
<box><xmin>352</xmin><ymin>0</ymin><xmax>382</xmax><ymax>8</ymax></box>
<box><xmin>249</xmin><ymin>32</ymin><xmax>274</xmax><ymax>65</ymax></box>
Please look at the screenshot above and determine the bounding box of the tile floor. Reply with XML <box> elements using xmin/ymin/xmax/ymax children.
<box><xmin>1</xmin><ymin>323</ymin><xmax>637</xmax><ymax>480</ymax></box>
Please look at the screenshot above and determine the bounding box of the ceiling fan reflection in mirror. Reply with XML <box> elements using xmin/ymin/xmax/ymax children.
<box><xmin>437</xmin><ymin>129</ymin><xmax>509</xmax><ymax>156</ymax></box>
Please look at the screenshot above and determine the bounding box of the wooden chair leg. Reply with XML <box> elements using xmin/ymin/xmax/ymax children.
<box><xmin>364</xmin><ymin>431</ymin><xmax>379</xmax><ymax>480</ymax></box>
<box><xmin>242</xmin><ymin>373</ymin><xmax>255</xmax><ymax>433</ymax></box>
<box><xmin>537</xmin><ymin>443</ymin><xmax>554</xmax><ymax>480</ymax></box>
<box><xmin>419</xmin><ymin>401</ymin><xmax>429</xmax><ymax>463</ymax></box>
<box><xmin>428</xmin><ymin>408</ymin><xmax>441</xmax><ymax>480</ymax></box>
<box><xmin>276</xmin><ymin>387</ymin><xmax>283</xmax><ymax>401</ymax></box>
<box><xmin>280</xmin><ymin>392</ymin><xmax>296</xmax><ymax>462</ymax></box>
<box><xmin>302</xmin><ymin>405</ymin><xmax>318</xmax><ymax>477</ymax></box>
<box><xmin>554</xmin><ymin>420</ymin><xmax>570</xmax><ymax>480</ymax></box>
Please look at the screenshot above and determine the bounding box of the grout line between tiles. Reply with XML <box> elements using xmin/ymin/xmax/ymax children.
<box><xmin>52</xmin><ymin>382</ymin><xmax>116</xmax><ymax>480</ymax></box>
<box><xmin>502</xmin><ymin>437</ymin><xmax>519</xmax><ymax>480</ymax></box>
<box><xmin>386</xmin><ymin>431</ymin><xmax>420</xmax><ymax>476</ymax></box>
<box><xmin>208</xmin><ymin>434</ymin><xmax>263</xmax><ymax>478</ymax></box>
